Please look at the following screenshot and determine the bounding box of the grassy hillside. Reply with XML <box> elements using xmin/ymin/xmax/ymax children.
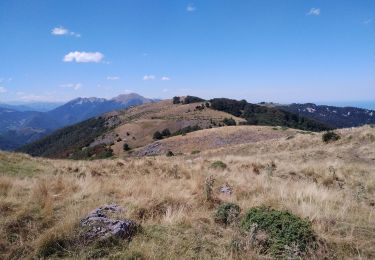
<box><xmin>18</xmin><ymin>98</ymin><xmax>332</xmax><ymax>159</ymax></box>
<box><xmin>1</xmin><ymin>125</ymin><xmax>374</xmax><ymax>259</ymax></box>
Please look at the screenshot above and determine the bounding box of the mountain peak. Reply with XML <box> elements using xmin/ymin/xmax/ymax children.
<box><xmin>69</xmin><ymin>97</ymin><xmax>107</xmax><ymax>105</ymax></box>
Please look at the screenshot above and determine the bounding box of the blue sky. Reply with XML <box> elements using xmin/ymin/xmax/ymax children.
<box><xmin>0</xmin><ymin>0</ymin><xmax>374</xmax><ymax>105</ymax></box>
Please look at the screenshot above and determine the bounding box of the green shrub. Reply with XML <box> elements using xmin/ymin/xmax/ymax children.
<box><xmin>123</xmin><ymin>143</ymin><xmax>131</xmax><ymax>151</ymax></box>
<box><xmin>223</xmin><ymin>118</ymin><xmax>236</xmax><ymax>126</ymax></box>
<box><xmin>214</xmin><ymin>203</ymin><xmax>241</xmax><ymax>225</ymax></box>
<box><xmin>161</xmin><ymin>128</ymin><xmax>171</xmax><ymax>137</ymax></box>
<box><xmin>166</xmin><ymin>151</ymin><xmax>174</xmax><ymax>157</ymax></box>
<box><xmin>191</xmin><ymin>150</ymin><xmax>200</xmax><ymax>154</ymax></box>
<box><xmin>183</xmin><ymin>95</ymin><xmax>205</xmax><ymax>104</ymax></box>
<box><xmin>241</xmin><ymin>207</ymin><xmax>315</xmax><ymax>257</ymax></box>
<box><xmin>153</xmin><ymin>131</ymin><xmax>163</xmax><ymax>140</ymax></box>
<box><xmin>210</xmin><ymin>160</ymin><xmax>227</xmax><ymax>170</ymax></box>
<box><xmin>173</xmin><ymin>96</ymin><xmax>181</xmax><ymax>104</ymax></box>
<box><xmin>322</xmin><ymin>131</ymin><xmax>341</xmax><ymax>143</ymax></box>
<box><xmin>172</xmin><ymin>125</ymin><xmax>202</xmax><ymax>136</ymax></box>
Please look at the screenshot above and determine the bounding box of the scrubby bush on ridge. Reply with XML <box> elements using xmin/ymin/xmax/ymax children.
<box><xmin>322</xmin><ymin>131</ymin><xmax>341</xmax><ymax>143</ymax></box>
<box><xmin>214</xmin><ymin>203</ymin><xmax>241</xmax><ymax>225</ymax></box>
<box><xmin>241</xmin><ymin>207</ymin><xmax>316</xmax><ymax>257</ymax></box>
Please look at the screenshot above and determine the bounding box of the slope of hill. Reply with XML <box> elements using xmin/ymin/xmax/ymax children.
<box><xmin>210</xmin><ymin>98</ymin><xmax>331</xmax><ymax>131</ymax></box>
<box><xmin>18</xmin><ymin>99</ymin><xmax>246</xmax><ymax>158</ymax></box>
<box><xmin>1</xmin><ymin>125</ymin><xmax>375</xmax><ymax>259</ymax></box>
<box><xmin>19</xmin><ymin>97</ymin><xmax>332</xmax><ymax>159</ymax></box>
<box><xmin>0</xmin><ymin>93</ymin><xmax>155</xmax><ymax>150</ymax></box>
<box><xmin>279</xmin><ymin>103</ymin><xmax>375</xmax><ymax>128</ymax></box>
<box><xmin>132</xmin><ymin>125</ymin><xmax>299</xmax><ymax>156</ymax></box>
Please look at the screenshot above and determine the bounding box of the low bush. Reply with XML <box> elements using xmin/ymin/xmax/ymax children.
<box><xmin>241</xmin><ymin>207</ymin><xmax>316</xmax><ymax>257</ymax></box>
<box><xmin>214</xmin><ymin>203</ymin><xmax>241</xmax><ymax>225</ymax></box>
<box><xmin>123</xmin><ymin>143</ymin><xmax>131</xmax><ymax>151</ymax></box>
<box><xmin>166</xmin><ymin>151</ymin><xmax>174</xmax><ymax>157</ymax></box>
<box><xmin>161</xmin><ymin>128</ymin><xmax>171</xmax><ymax>137</ymax></box>
<box><xmin>223</xmin><ymin>118</ymin><xmax>236</xmax><ymax>126</ymax></box>
<box><xmin>210</xmin><ymin>161</ymin><xmax>227</xmax><ymax>170</ymax></box>
<box><xmin>183</xmin><ymin>95</ymin><xmax>205</xmax><ymax>104</ymax></box>
<box><xmin>153</xmin><ymin>131</ymin><xmax>163</xmax><ymax>140</ymax></box>
<box><xmin>322</xmin><ymin>131</ymin><xmax>341</xmax><ymax>143</ymax></box>
<box><xmin>172</xmin><ymin>125</ymin><xmax>202</xmax><ymax>136</ymax></box>
<box><xmin>153</xmin><ymin>129</ymin><xmax>171</xmax><ymax>140</ymax></box>
<box><xmin>172</xmin><ymin>96</ymin><xmax>181</xmax><ymax>104</ymax></box>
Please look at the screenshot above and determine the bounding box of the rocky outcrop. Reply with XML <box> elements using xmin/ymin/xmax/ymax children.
<box><xmin>80</xmin><ymin>204</ymin><xmax>138</xmax><ymax>241</ymax></box>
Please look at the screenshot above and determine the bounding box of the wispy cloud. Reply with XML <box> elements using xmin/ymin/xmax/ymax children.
<box><xmin>0</xmin><ymin>86</ymin><xmax>7</xmax><ymax>93</ymax></box>
<box><xmin>161</xmin><ymin>76</ymin><xmax>171</xmax><ymax>81</ymax></box>
<box><xmin>162</xmin><ymin>88</ymin><xmax>168</xmax><ymax>93</ymax></box>
<box><xmin>0</xmin><ymin>78</ymin><xmax>12</xmax><ymax>83</ymax></box>
<box><xmin>60</xmin><ymin>83</ymin><xmax>82</xmax><ymax>90</ymax></box>
<box><xmin>307</xmin><ymin>8</ymin><xmax>320</xmax><ymax>16</ymax></box>
<box><xmin>63</xmin><ymin>51</ymin><xmax>104</xmax><ymax>63</ymax></box>
<box><xmin>107</xmin><ymin>76</ymin><xmax>120</xmax><ymax>80</ymax></box>
<box><xmin>51</xmin><ymin>26</ymin><xmax>81</xmax><ymax>37</ymax></box>
<box><xmin>15</xmin><ymin>93</ymin><xmax>60</xmax><ymax>102</ymax></box>
<box><xmin>143</xmin><ymin>75</ymin><xmax>155</xmax><ymax>81</ymax></box>
<box><xmin>364</xmin><ymin>18</ymin><xmax>372</xmax><ymax>24</ymax></box>
<box><xmin>187</xmin><ymin>3</ymin><xmax>196</xmax><ymax>12</ymax></box>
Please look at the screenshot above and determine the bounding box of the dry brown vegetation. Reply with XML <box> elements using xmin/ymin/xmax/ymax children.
<box><xmin>0</xmin><ymin>125</ymin><xmax>374</xmax><ymax>259</ymax></box>
<box><xmin>96</xmin><ymin>100</ymin><xmax>246</xmax><ymax>155</ymax></box>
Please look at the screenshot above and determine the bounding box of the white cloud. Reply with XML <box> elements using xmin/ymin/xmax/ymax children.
<box><xmin>107</xmin><ymin>76</ymin><xmax>120</xmax><ymax>80</ymax></box>
<box><xmin>307</xmin><ymin>8</ymin><xmax>320</xmax><ymax>16</ymax></box>
<box><xmin>0</xmin><ymin>87</ymin><xmax>7</xmax><ymax>93</ymax></box>
<box><xmin>0</xmin><ymin>78</ymin><xmax>12</xmax><ymax>83</ymax></box>
<box><xmin>16</xmin><ymin>94</ymin><xmax>57</xmax><ymax>102</ymax></box>
<box><xmin>51</xmin><ymin>26</ymin><xmax>81</xmax><ymax>37</ymax></box>
<box><xmin>187</xmin><ymin>4</ymin><xmax>196</xmax><ymax>12</ymax></box>
<box><xmin>63</xmin><ymin>51</ymin><xmax>104</xmax><ymax>63</ymax></box>
<box><xmin>60</xmin><ymin>83</ymin><xmax>82</xmax><ymax>90</ymax></box>
<box><xmin>161</xmin><ymin>76</ymin><xmax>171</xmax><ymax>81</ymax></box>
<box><xmin>364</xmin><ymin>19</ymin><xmax>372</xmax><ymax>24</ymax></box>
<box><xmin>143</xmin><ymin>75</ymin><xmax>155</xmax><ymax>81</ymax></box>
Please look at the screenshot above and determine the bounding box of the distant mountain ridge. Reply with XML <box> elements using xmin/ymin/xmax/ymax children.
<box><xmin>279</xmin><ymin>103</ymin><xmax>375</xmax><ymax>128</ymax></box>
<box><xmin>0</xmin><ymin>93</ymin><xmax>156</xmax><ymax>150</ymax></box>
<box><xmin>0</xmin><ymin>102</ymin><xmax>64</xmax><ymax>112</ymax></box>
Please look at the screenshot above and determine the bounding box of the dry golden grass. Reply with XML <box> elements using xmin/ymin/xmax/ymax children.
<box><xmin>0</xmin><ymin>125</ymin><xmax>374</xmax><ymax>259</ymax></box>
<box><xmin>96</xmin><ymin>100</ymin><xmax>246</xmax><ymax>155</ymax></box>
<box><xmin>133</xmin><ymin>125</ymin><xmax>298</xmax><ymax>156</ymax></box>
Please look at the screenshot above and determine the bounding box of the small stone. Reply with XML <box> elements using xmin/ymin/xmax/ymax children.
<box><xmin>219</xmin><ymin>183</ymin><xmax>233</xmax><ymax>195</ymax></box>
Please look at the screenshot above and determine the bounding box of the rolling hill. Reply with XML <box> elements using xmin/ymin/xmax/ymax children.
<box><xmin>18</xmin><ymin>97</ymin><xmax>332</xmax><ymax>159</ymax></box>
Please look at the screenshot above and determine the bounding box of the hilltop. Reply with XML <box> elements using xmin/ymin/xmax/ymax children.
<box><xmin>18</xmin><ymin>97</ymin><xmax>331</xmax><ymax>159</ymax></box>
<box><xmin>1</xmin><ymin>125</ymin><xmax>374</xmax><ymax>259</ymax></box>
